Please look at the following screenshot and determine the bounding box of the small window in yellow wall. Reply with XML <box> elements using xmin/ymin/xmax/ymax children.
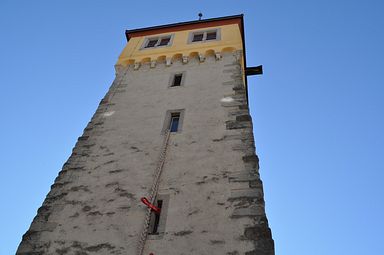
<box><xmin>145</xmin><ymin>39</ymin><xmax>158</xmax><ymax>48</ymax></box>
<box><xmin>189</xmin><ymin>29</ymin><xmax>220</xmax><ymax>43</ymax></box>
<box><xmin>192</xmin><ymin>33</ymin><xmax>204</xmax><ymax>42</ymax></box>
<box><xmin>158</xmin><ymin>37</ymin><xmax>171</xmax><ymax>46</ymax></box>
<box><xmin>206</xmin><ymin>31</ymin><xmax>217</xmax><ymax>40</ymax></box>
<box><xmin>142</xmin><ymin>35</ymin><xmax>173</xmax><ymax>49</ymax></box>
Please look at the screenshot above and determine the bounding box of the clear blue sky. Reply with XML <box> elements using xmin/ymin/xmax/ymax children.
<box><xmin>1</xmin><ymin>1</ymin><xmax>383</xmax><ymax>254</ymax></box>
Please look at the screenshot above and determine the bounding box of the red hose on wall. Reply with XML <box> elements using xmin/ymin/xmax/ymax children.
<box><xmin>141</xmin><ymin>197</ymin><xmax>161</xmax><ymax>214</ymax></box>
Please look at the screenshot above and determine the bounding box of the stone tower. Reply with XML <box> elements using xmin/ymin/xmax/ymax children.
<box><xmin>17</xmin><ymin>15</ymin><xmax>274</xmax><ymax>255</ymax></box>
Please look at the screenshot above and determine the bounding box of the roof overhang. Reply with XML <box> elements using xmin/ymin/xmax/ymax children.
<box><xmin>125</xmin><ymin>15</ymin><xmax>244</xmax><ymax>41</ymax></box>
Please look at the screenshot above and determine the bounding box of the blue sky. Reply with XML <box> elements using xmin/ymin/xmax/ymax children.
<box><xmin>1</xmin><ymin>1</ymin><xmax>383</xmax><ymax>254</ymax></box>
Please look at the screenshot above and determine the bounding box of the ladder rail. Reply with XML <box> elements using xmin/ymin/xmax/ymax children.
<box><xmin>137</xmin><ymin>129</ymin><xmax>171</xmax><ymax>255</ymax></box>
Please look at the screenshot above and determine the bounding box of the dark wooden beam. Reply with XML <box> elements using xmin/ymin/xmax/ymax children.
<box><xmin>246</xmin><ymin>65</ymin><xmax>263</xmax><ymax>76</ymax></box>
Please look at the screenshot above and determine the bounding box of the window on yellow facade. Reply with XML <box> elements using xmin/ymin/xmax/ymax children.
<box><xmin>158</xmin><ymin>37</ymin><xmax>171</xmax><ymax>46</ymax></box>
<box><xmin>192</xmin><ymin>33</ymin><xmax>204</xmax><ymax>42</ymax></box>
<box><xmin>143</xmin><ymin>35</ymin><xmax>173</xmax><ymax>49</ymax></box>
<box><xmin>189</xmin><ymin>29</ymin><xmax>220</xmax><ymax>43</ymax></box>
<box><xmin>206</xmin><ymin>31</ymin><xmax>217</xmax><ymax>40</ymax></box>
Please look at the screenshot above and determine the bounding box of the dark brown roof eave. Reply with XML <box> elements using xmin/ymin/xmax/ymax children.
<box><xmin>125</xmin><ymin>14</ymin><xmax>244</xmax><ymax>41</ymax></box>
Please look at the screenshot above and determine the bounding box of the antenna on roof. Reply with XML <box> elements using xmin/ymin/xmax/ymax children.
<box><xmin>198</xmin><ymin>12</ymin><xmax>203</xmax><ymax>21</ymax></box>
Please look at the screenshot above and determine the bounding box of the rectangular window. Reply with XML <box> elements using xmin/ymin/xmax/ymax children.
<box><xmin>171</xmin><ymin>74</ymin><xmax>183</xmax><ymax>87</ymax></box>
<box><xmin>142</xmin><ymin>35</ymin><xmax>173</xmax><ymax>49</ymax></box>
<box><xmin>189</xmin><ymin>29</ymin><xmax>220</xmax><ymax>43</ymax></box>
<box><xmin>162</xmin><ymin>109</ymin><xmax>184</xmax><ymax>134</ymax></box>
<box><xmin>206</xmin><ymin>31</ymin><xmax>217</xmax><ymax>40</ymax></box>
<box><xmin>168</xmin><ymin>72</ymin><xmax>185</xmax><ymax>88</ymax></box>
<box><xmin>170</xmin><ymin>113</ymin><xmax>180</xmax><ymax>132</ymax></box>
<box><xmin>147</xmin><ymin>194</ymin><xmax>169</xmax><ymax>240</ymax></box>
<box><xmin>149</xmin><ymin>200</ymin><xmax>163</xmax><ymax>235</ymax></box>
<box><xmin>145</xmin><ymin>39</ymin><xmax>158</xmax><ymax>48</ymax></box>
<box><xmin>192</xmin><ymin>33</ymin><xmax>204</xmax><ymax>42</ymax></box>
<box><xmin>158</xmin><ymin>37</ymin><xmax>171</xmax><ymax>46</ymax></box>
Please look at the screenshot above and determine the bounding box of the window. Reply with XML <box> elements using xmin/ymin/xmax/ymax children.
<box><xmin>145</xmin><ymin>39</ymin><xmax>158</xmax><ymax>48</ymax></box>
<box><xmin>143</xmin><ymin>35</ymin><xmax>173</xmax><ymax>49</ymax></box>
<box><xmin>192</xmin><ymin>33</ymin><xmax>204</xmax><ymax>42</ymax></box>
<box><xmin>206</xmin><ymin>31</ymin><xmax>217</xmax><ymax>40</ymax></box>
<box><xmin>147</xmin><ymin>194</ymin><xmax>169</xmax><ymax>239</ymax></box>
<box><xmin>158</xmin><ymin>37</ymin><xmax>171</xmax><ymax>46</ymax></box>
<box><xmin>170</xmin><ymin>113</ymin><xmax>180</xmax><ymax>132</ymax></box>
<box><xmin>168</xmin><ymin>72</ymin><xmax>186</xmax><ymax>88</ymax></box>
<box><xmin>171</xmin><ymin>74</ymin><xmax>183</xmax><ymax>87</ymax></box>
<box><xmin>149</xmin><ymin>200</ymin><xmax>163</xmax><ymax>235</ymax></box>
<box><xmin>189</xmin><ymin>29</ymin><xmax>220</xmax><ymax>43</ymax></box>
<box><xmin>162</xmin><ymin>109</ymin><xmax>185</xmax><ymax>134</ymax></box>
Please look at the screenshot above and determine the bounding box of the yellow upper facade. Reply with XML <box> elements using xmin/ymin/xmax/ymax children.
<box><xmin>117</xmin><ymin>17</ymin><xmax>244</xmax><ymax>66</ymax></box>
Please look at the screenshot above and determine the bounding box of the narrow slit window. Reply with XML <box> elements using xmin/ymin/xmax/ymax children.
<box><xmin>149</xmin><ymin>200</ymin><xmax>163</xmax><ymax>235</ymax></box>
<box><xmin>171</xmin><ymin>74</ymin><xmax>183</xmax><ymax>87</ymax></box>
<box><xmin>162</xmin><ymin>110</ymin><xmax>184</xmax><ymax>134</ymax></box>
<box><xmin>169</xmin><ymin>113</ymin><xmax>180</xmax><ymax>132</ymax></box>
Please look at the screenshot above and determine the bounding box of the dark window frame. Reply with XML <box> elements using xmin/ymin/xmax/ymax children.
<box><xmin>142</xmin><ymin>34</ymin><xmax>174</xmax><ymax>49</ymax></box>
<box><xmin>168</xmin><ymin>72</ymin><xmax>186</xmax><ymax>88</ymax></box>
<box><xmin>169</xmin><ymin>113</ymin><xmax>180</xmax><ymax>132</ymax></box>
<box><xmin>149</xmin><ymin>199</ymin><xmax>163</xmax><ymax>235</ymax></box>
<box><xmin>145</xmin><ymin>39</ymin><xmax>158</xmax><ymax>48</ymax></box>
<box><xmin>172</xmin><ymin>74</ymin><xmax>182</xmax><ymax>86</ymax></box>
<box><xmin>206</xmin><ymin>31</ymin><xmax>217</xmax><ymax>40</ymax></box>
<box><xmin>192</xmin><ymin>33</ymin><xmax>204</xmax><ymax>42</ymax></box>
<box><xmin>188</xmin><ymin>28</ymin><xmax>221</xmax><ymax>44</ymax></box>
<box><xmin>162</xmin><ymin>109</ymin><xmax>185</xmax><ymax>134</ymax></box>
<box><xmin>158</xmin><ymin>37</ymin><xmax>171</xmax><ymax>46</ymax></box>
<box><xmin>147</xmin><ymin>194</ymin><xmax>170</xmax><ymax>240</ymax></box>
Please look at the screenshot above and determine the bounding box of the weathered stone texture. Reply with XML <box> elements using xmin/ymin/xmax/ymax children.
<box><xmin>17</xmin><ymin>52</ymin><xmax>273</xmax><ymax>254</ymax></box>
